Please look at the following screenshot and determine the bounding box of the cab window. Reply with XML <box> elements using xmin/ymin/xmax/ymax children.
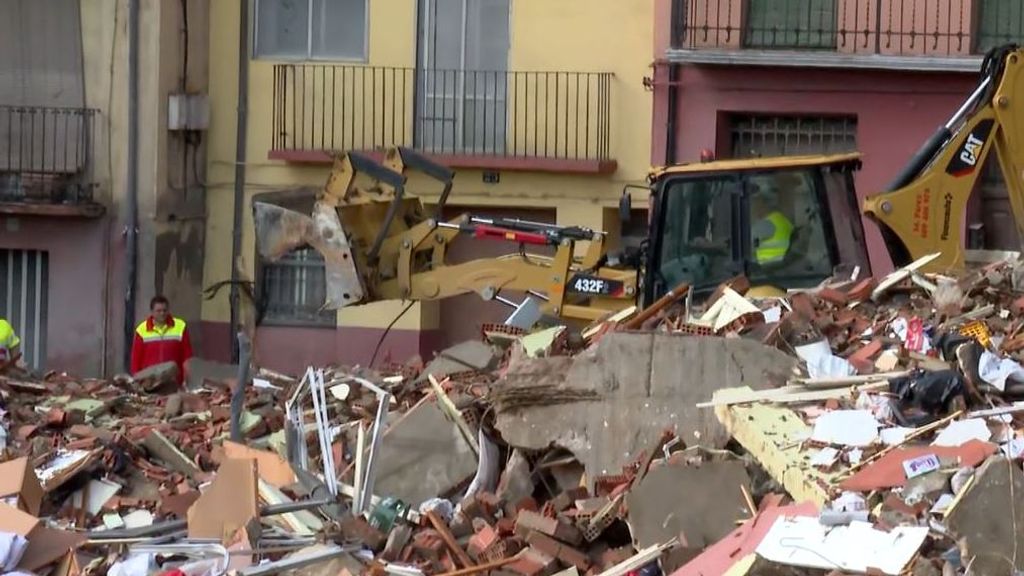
<box><xmin>655</xmin><ymin>177</ymin><xmax>738</xmax><ymax>293</ymax></box>
<box><xmin>746</xmin><ymin>169</ymin><xmax>833</xmax><ymax>285</ymax></box>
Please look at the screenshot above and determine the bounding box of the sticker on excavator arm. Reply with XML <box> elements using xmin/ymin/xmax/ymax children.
<box><xmin>946</xmin><ymin>119</ymin><xmax>994</xmax><ymax>177</ymax></box>
<box><xmin>566</xmin><ymin>274</ymin><xmax>625</xmax><ymax>297</ymax></box>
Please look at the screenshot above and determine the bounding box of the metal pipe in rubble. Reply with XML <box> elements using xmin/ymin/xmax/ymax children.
<box><xmin>230</xmin><ymin>331</ymin><xmax>252</xmax><ymax>442</ymax></box>
<box><xmin>123</xmin><ymin>0</ymin><xmax>140</xmax><ymax>371</ymax></box>
<box><xmin>86</xmin><ymin>498</ymin><xmax>334</xmax><ymax>540</ymax></box>
<box><xmin>229</xmin><ymin>0</ymin><xmax>250</xmax><ymax>362</ymax></box>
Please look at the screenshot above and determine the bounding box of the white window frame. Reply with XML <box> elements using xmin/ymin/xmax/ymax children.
<box><xmin>252</xmin><ymin>0</ymin><xmax>370</xmax><ymax>63</ymax></box>
<box><xmin>416</xmin><ymin>0</ymin><xmax>510</xmax><ymax>153</ymax></box>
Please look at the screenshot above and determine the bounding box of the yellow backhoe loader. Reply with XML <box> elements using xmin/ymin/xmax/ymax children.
<box><xmin>252</xmin><ymin>44</ymin><xmax>1024</xmax><ymax>328</ymax></box>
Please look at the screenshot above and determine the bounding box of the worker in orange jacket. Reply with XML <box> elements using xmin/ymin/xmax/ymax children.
<box><xmin>130</xmin><ymin>295</ymin><xmax>193</xmax><ymax>386</ymax></box>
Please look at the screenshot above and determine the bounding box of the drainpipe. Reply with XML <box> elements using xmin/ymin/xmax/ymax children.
<box><xmin>664</xmin><ymin>0</ymin><xmax>683</xmax><ymax>164</ymax></box>
<box><xmin>664</xmin><ymin>64</ymin><xmax>679</xmax><ymax>165</ymax></box>
<box><xmin>229</xmin><ymin>0</ymin><xmax>250</xmax><ymax>363</ymax></box>
<box><xmin>123</xmin><ymin>0</ymin><xmax>140</xmax><ymax>371</ymax></box>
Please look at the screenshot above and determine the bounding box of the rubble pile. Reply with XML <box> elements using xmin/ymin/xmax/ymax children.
<box><xmin>8</xmin><ymin>251</ymin><xmax>1024</xmax><ymax>574</ymax></box>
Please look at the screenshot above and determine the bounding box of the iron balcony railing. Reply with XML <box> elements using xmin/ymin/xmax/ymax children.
<box><xmin>675</xmin><ymin>0</ymin><xmax>1024</xmax><ymax>56</ymax></box>
<box><xmin>272</xmin><ymin>65</ymin><xmax>613</xmax><ymax>161</ymax></box>
<box><xmin>0</xmin><ymin>105</ymin><xmax>97</xmax><ymax>204</ymax></box>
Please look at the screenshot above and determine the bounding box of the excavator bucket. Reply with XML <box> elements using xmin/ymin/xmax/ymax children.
<box><xmin>252</xmin><ymin>200</ymin><xmax>366</xmax><ymax>309</ymax></box>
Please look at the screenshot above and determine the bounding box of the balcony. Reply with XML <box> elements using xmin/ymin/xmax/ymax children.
<box><xmin>0</xmin><ymin>105</ymin><xmax>102</xmax><ymax>218</ymax></box>
<box><xmin>669</xmin><ymin>0</ymin><xmax>1024</xmax><ymax>71</ymax></box>
<box><xmin>269</xmin><ymin>65</ymin><xmax>616</xmax><ymax>174</ymax></box>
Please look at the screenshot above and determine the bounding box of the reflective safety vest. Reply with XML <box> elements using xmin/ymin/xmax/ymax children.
<box><xmin>130</xmin><ymin>315</ymin><xmax>193</xmax><ymax>384</ymax></box>
<box><xmin>0</xmin><ymin>319</ymin><xmax>19</xmax><ymax>362</ymax></box>
<box><xmin>755</xmin><ymin>211</ymin><xmax>793</xmax><ymax>265</ymax></box>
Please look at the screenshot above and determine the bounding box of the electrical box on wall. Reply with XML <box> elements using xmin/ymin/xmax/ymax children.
<box><xmin>168</xmin><ymin>93</ymin><xmax>210</xmax><ymax>131</ymax></box>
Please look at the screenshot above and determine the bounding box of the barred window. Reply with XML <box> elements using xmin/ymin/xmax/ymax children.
<box><xmin>729</xmin><ymin>114</ymin><xmax>857</xmax><ymax>159</ymax></box>
<box><xmin>260</xmin><ymin>246</ymin><xmax>335</xmax><ymax>326</ymax></box>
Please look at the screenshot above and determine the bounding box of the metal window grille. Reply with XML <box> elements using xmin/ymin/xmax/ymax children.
<box><xmin>0</xmin><ymin>249</ymin><xmax>48</xmax><ymax>370</ymax></box>
<box><xmin>260</xmin><ymin>247</ymin><xmax>335</xmax><ymax>326</ymax></box>
<box><xmin>729</xmin><ymin>114</ymin><xmax>858</xmax><ymax>158</ymax></box>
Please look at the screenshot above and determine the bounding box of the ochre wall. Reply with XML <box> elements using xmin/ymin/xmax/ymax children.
<box><xmin>201</xmin><ymin>0</ymin><xmax>653</xmax><ymax>369</ymax></box>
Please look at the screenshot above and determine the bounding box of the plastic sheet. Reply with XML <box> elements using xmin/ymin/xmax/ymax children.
<box><xmin>888</xmin><ymin>369</ymin><xmax>966</xmax><ymax>425</ymax></box>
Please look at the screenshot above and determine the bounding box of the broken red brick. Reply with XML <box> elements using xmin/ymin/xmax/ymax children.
<box><xmin>46</xmin><ymin>408</ymin><xmax>67</xmax><ymax>428</ymax></box>
<box><xmin>817</xmin><ymin>287</ymin><xmax>849</xmax><ymax>306</ymax></box>
<box><xmin>847</xmin><ymin>338</ymin><xmax>884</xmax><ymax>374</ymax></box>
<box><xmin>593</xmin><ymin>474</ymin><xmax>630</xmax><ymax>497</ymax></box>
<box><xmin>210</xmin><ymin>406</ymin><xmax>230</xmax><ymax>422</ymax></box>
<box><xmin>525</xmin><ymin>531</ymin><xmax>592</xmax><ymax>571</ymax></box>
<box><xmin>412</xmin><ymin>530</ymin><xmax>446</xmax><ymax>562</ymax></box>
<box><xmin>551</xmin><ymin>488</ymin><xmax>588</xmax><ymax>513</ymax></box>
<box><xmin>475</xmin><ymin>492</ymin><xmax>502</xmax><ymax>515</ymax></box>
<box><xmin>789</xmin><ymin>292</ymin><xmax>817</xmax><ymax>320</ymax></box>
<box><xmin>540</xmin><ymin>500</ymin><xmax>556</xmax><ymax>518</ymax></box>
<box><xmin>515</xmin><ymin>510</ymin><xmax>559</xmax><ymax>539</ymax></box>
<box><xmin>341</xmin><ymin>516</ymin><xmax>387</xmax><ymax>551</ymax></box>
<box><xmin>468</xmin><ymin>522</ymin><xmax>499</xmax><ymax>559</ymax></box>
<box><xmin>515</xmin><ymin>510</ymin><xmax>582</xmax><ymax>546</ymax></box>
<box><xmin>845</xmin><ymin>277</ymin><xmax>877</xmax><ymax>302</ymax></box>
<box><xmin>65</xmin><ymin>437</ymin><xmax>97</xmax><ymax>450</ymax></box>
<box><xmin>159</xmin><ymin>491</ymin><xmax>200</xmax><ymax>518</ymax></box>
<box><xmin>515</xmin><ymin>497</ymin><xmax>539</xmax><ymax>514</ymax></box>
<box><xmin>495</xmin><ymin>517</ymin><xmax>516</xmax><ymax>536</ymax></box>
<box><xmin>505</xmin><ymin>548</ymin><xmax>557</xmax><ymax>576</ymax></box>
<box><xmin>479</xmin><ymin>537</ymin><xmax>523</xmax><ymax>563</ymax></box>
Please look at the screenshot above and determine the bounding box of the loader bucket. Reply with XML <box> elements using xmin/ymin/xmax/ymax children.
<box><xmin>252</xmin><ymin>201</ymin><xmax>367</xmax><ymax>309</ymax></box>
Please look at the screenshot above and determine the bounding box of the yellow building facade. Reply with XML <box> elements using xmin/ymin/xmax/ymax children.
<box><xmin>202</xmin><ymin>0</ymin><xmax>653</xmax><ymax>371</ymax></box>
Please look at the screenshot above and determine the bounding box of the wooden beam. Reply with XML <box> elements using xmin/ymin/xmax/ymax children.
<box><xmin>425</xmin><ymin>510</ymin><xmax>474</xmax><ymax>569</ymax></box>
<box><xmin>0</xmin><ymin>201</ymin><xmax>105</xmax><ymax>218</ymax></box>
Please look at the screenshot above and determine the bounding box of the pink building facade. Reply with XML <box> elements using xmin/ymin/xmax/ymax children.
<box><xmin>650</xmin><ymin>0</ymin><xmax>1024</xmax><ymax>274</ymax></box>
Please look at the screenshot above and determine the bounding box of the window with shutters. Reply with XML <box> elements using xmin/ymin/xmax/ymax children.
<box><xmin>976</xmin><ymin>0</ymin><xmax>1024</xmax><ymax>54</ymax></box>
<box><xmin>729</xmin><ymin>114</ymin><xmax>858</xmax><ymax>159</ymax></box>
<box><xmin>743</xmin><ymin>0</ymin><xmax>838</xmax><ymax>49</ymax></box>
<box><xmin>254</xmin><ymin>0</ymin><xmax>368</xmax><ymax>61</ymax></box>
<box><xmin>416</xmin><ymin>0</ymin><xmax>510</xmax><ymax>154</ymax></box>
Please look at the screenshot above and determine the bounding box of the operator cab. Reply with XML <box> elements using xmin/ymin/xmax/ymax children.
<box><xmin>641</xmin><ymin>154</ymin><xmax>871</xmax><ymax>304</ymax></box>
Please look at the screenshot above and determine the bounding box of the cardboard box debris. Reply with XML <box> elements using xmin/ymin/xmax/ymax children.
<box><xmin>186</xmin><ymin>457</ymin><xmax>260</xmax><ymax>542</ymax></box>
<box><xmin>0</xmin><ymin>458</ymin><xmax>44</xmax><ymax>516</ymax></box>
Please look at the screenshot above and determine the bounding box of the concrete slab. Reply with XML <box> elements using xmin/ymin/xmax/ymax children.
<box><xmin>187</xmin><ymin>358</ymin><xmax>239</xmax><ymax>390</ymax></box>
<box><xmin>946</xmin><ymin>455</ymin><xmax>1024</xmax><ymax>574</ymax></box>
<box><xmin>494</xmin><ymin>333</ymin><xmax>797</xmax><ymax>479</ymax></box>
<box><xmin>626</xmin><ymin>460</ymin><xmax>751</xmax><ymax>550</ymax></box>
<box><xmin>360</xmin><ymin>397</ymin><xmax>478</xmax><ymax>507</ymax></box>
<box><xmin>421</xmin><ymin>340</ymin><xmax>501</xmax><ymax>381</ymax></box>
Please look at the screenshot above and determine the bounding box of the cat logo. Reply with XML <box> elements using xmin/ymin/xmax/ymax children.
<box><xmin>959</xmin><ymin>133</ymin><xmax>984</xmax><ymax>167</ymax></box>
<box><xmin>946</xmin><ymin>119</ymin><xmax>994</xmax><ymax>178</ymax></box>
